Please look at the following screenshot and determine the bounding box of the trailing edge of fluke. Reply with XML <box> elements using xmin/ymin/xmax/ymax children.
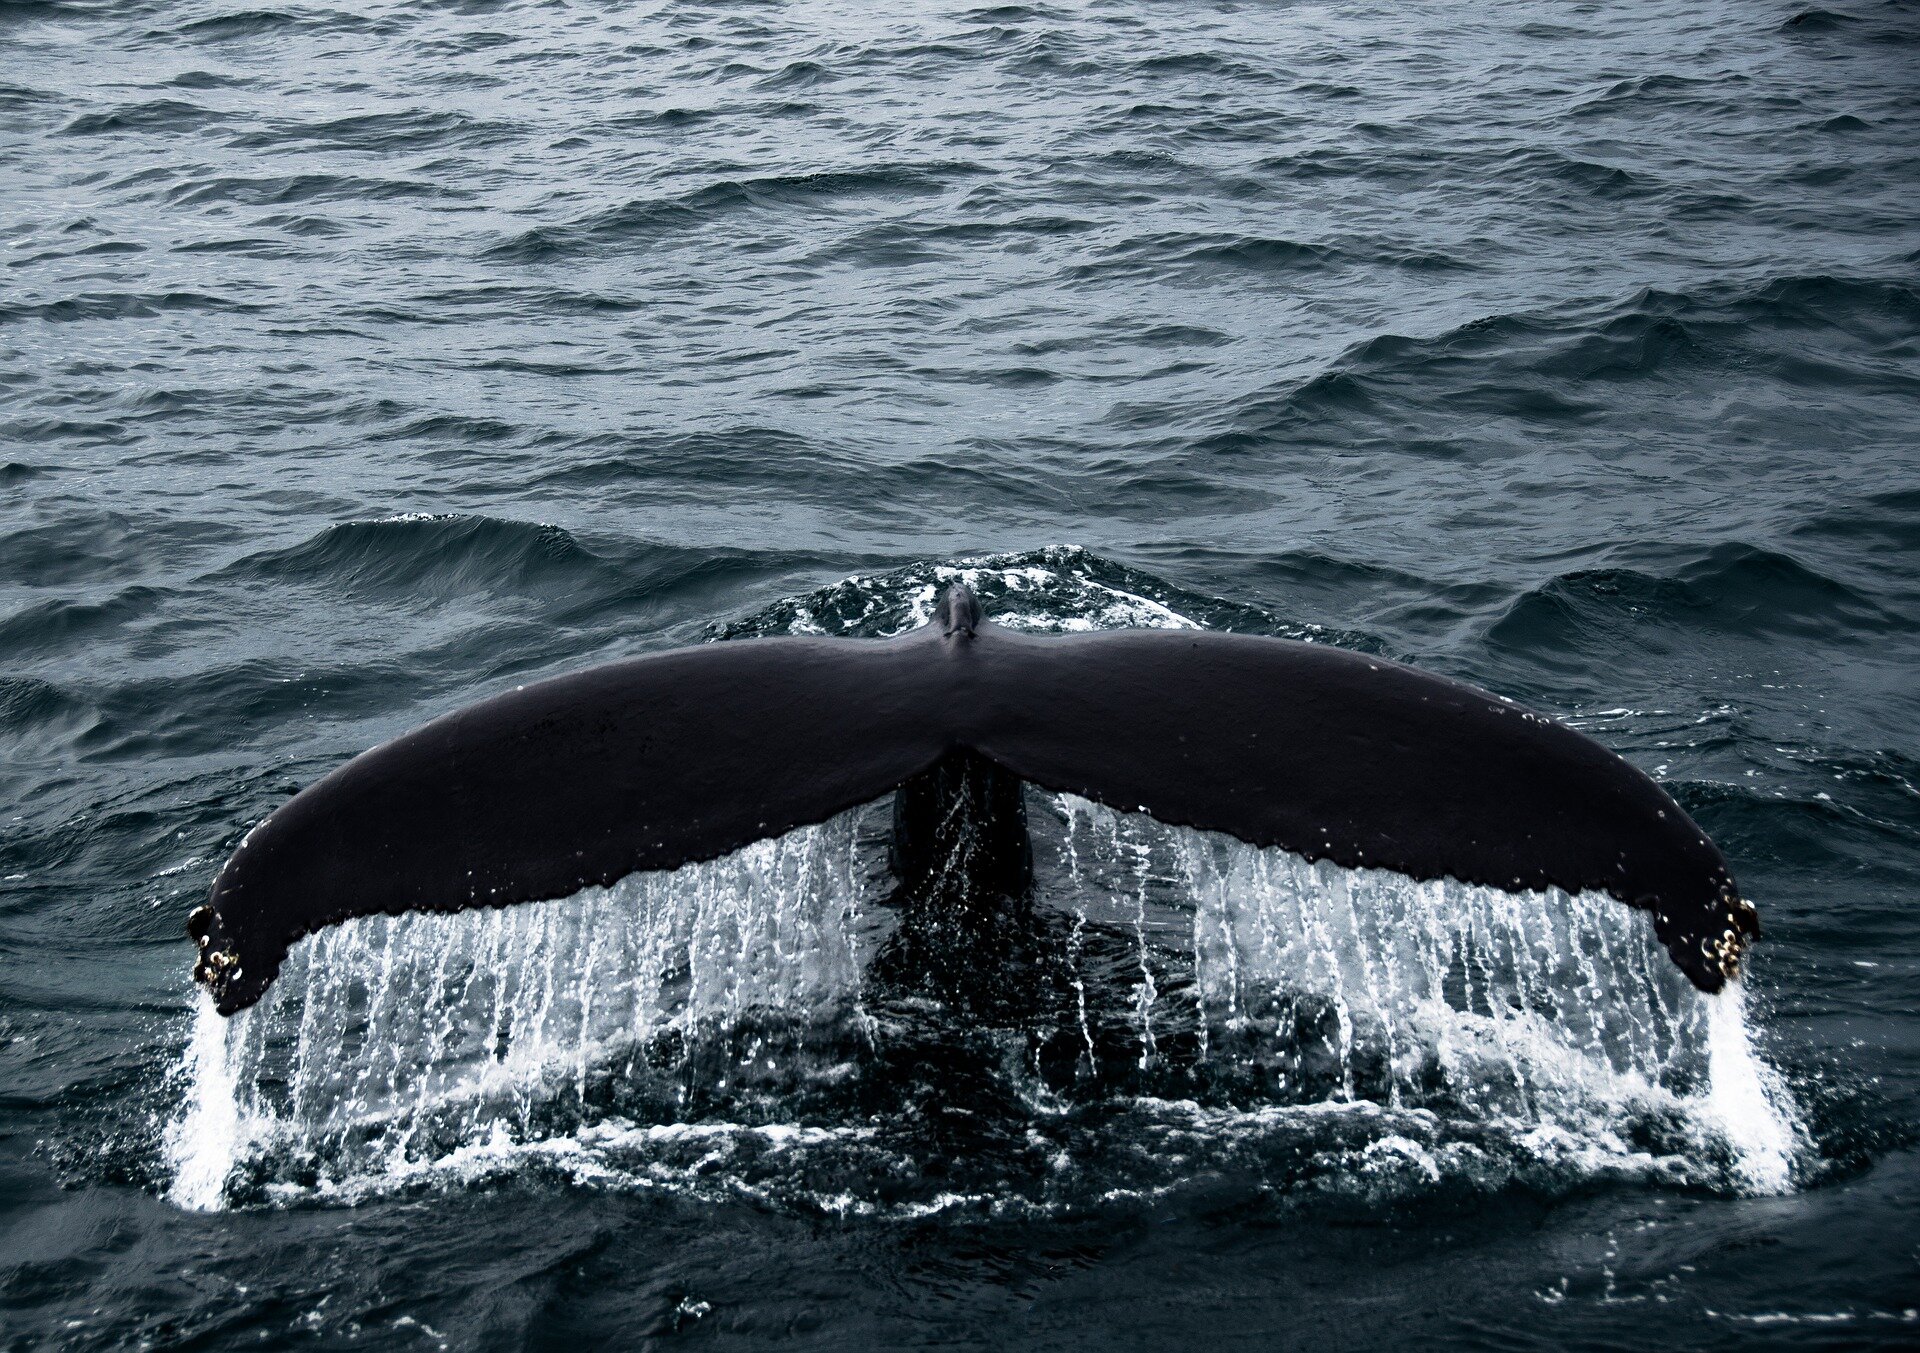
<box><xmin>187</xmin><ymin>583</ymin><xmax>1757</xmax><ymax>1015</ymax></box>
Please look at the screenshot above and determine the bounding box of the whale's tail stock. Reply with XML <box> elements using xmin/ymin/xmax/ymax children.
<box><xmin>187</xmin><ymin>583</ymin><xmax>1756</xmax><ymax>1015</ymax></box>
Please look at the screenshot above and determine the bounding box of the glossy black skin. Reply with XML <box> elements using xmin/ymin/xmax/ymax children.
<box><xmin>877</xmin><ymin>746</ymin><xmax>1051</xmax><ymax>1017</ymax></box>
<box><xmin>189</xmin><ymin>584</ymin><xmax>1756</xmax><ymax>1014</ymax></box>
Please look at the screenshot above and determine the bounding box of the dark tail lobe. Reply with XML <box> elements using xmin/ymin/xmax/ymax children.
<box><xmin>190</xmin><ymin>584</ymin><xmax>1755</xmax><ymax>1014</ymax></box>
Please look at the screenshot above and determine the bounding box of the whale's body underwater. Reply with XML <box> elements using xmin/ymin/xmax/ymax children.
<box><xmin>187</xmin><ymin>583</ymin><xmax>1757</xmax><ymax>1015</ymax></box>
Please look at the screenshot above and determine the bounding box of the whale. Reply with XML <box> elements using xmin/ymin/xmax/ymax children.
<box><xmin>186</xmin><ymin>583</ymin><xmax>1758</xmax><ymax>1015</ymax></box>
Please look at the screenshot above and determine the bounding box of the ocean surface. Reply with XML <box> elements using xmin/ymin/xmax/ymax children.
<box><xmin>4</xmin><ymin>0</ymin><xmax>1919</xmax><ymax>1347</ymax></box>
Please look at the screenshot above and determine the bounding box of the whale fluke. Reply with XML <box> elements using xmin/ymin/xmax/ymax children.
<box><xmin>188</xmin><ymin>584</ymin><xmax>1756</xmax><ymax>1014</ymax></box>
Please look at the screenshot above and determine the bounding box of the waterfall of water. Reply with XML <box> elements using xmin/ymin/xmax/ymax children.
<box><xmin>1055</xmin><ymin>798</ymin><xmax>1803</xmax><ymax>1192</ymax></box>
<box><xmin>168</xmin><ymin>802</ymin><xmax>1802</xmax><ymax>1211</ymax></box>
<box><xmin>166</xmin><ymin>818</ymin><xmax>874</xmax><ymax>1208</ymax></box>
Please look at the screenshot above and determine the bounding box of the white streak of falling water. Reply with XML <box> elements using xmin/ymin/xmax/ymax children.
<box><xmin>1124</xmin><ymin>830</ymin><xmax>1158</xmax><ymax>1070</ymax></box>
<box><xmin>164</xmin><ymin>992</ymin><xmax>244</xmax><ymax>1211</ymax></box>
<box><xmin>1706</xmin><ymin>982</ymin><xmax>1802</xmax><ymax>1194</ymax></box>
<box><xmin>1058</xmin><ymin>807</ymin><xmax>1097</xmax><ymax>1073</ymax></box>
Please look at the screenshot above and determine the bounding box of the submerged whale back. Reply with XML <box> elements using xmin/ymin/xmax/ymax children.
<box><xmin>188</xmin><ymin>588</ymin><xmax>1756</xmax><ymax>1013</ymax></box>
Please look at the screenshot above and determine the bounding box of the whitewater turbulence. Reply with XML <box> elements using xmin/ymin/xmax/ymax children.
<box><xmin>166</xmin><ymin>798</ymin><xmax>1801</xmax><ymax>1213</ymax></box>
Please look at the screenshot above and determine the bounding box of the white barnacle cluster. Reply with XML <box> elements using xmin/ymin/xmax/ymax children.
<box><xmin>185</xmin><ymin>904</ymin><xmax>242</xmax><ymax>991</ymax></box>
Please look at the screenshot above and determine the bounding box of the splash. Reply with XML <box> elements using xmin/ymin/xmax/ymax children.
<box><xmin>167</xmin><ymin>819</ymin><xmax>878</xmax><ymax>1207</ymax></box>
<box><xmin>1059</xmin><ymin>800</ymin><xmax>1803</xmax><ymax>1192</ymax></box>
<box><xmin>166</xmin><ymin>798</ymin><xmax>1802</xmax><ymax>1212</ymax></box>
<box><xmin>705</xmin><ymin>545</ymin><xmax>1374</xmax><ymax>647</ymax></box>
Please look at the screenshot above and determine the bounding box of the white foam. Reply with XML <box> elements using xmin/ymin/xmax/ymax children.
<box><xmin>784</xmin><ymin>546</ymin><xmax>1210</xmax><ymax>639</ymax></box>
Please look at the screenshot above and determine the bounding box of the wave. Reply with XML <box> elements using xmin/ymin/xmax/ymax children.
<box><xmin>1197</xmin><ymin>273</ymin><xmax>1920</xmax><ymax>455</ymax></box>
<box><xmin>0</xmin><ymin>514</ymin><xmax>234</xmax><ymax>589</ymax></box>
<box><xmin>62</xmin><ymin>98</ymin><xmax>223</xmax><ymax>135</ymax></box>
<box><xmin>173</xmin><ymin>10</ymin><xmax>303</xmax><ymax>41</ymax></box>
<box><xmin>0</xmin><ymin>81</ymin><xmax>52</xmax><ymax>113</ymax></box>
<box><xmin>1677</xmin><ymin>776</ymin><xmax>1915</xmax><ymax>878</ymax></box>
<box><xmin>169</xmin><ymin>69</ymin><xmax>244</xmax><ymax>90</ymax></box>
<box><xmin>0</xmin><ymin>675</ymin><xmax>88</xmax><ymax>738</ymax></box>
<box><xmin>164</xmin><ymin>8</ymin><xmax>401</xmax><ymax>43</ymax></box>
<box><xmin>0</xmin><ymin>0</ymin><xmax>102</xmax><ymax>22</ymax></box>
<box><xmin>207</xmin><ymin>514</ymin><xmax>614</xmax><ymax>601</ymax></box>
<box><xmin>1782</xmin><ymin>10</ymin><xmax>1861</xmax><ymax>33</ymax></box>
<box><xmin>1568</xmin><ymin>73</ymin><xmax>1752</xmax><ymax>123</ymax></box>
<box><xmin>1497</xmin><ymin>148</ymin><xmax>1650</xmax><ymax>199</ymax></box>
<box><xmin>487</xmin><ymin>163</ymin><xmax>986</xmax><ymax>260</ymax></box>
<box><xmin>160</xmin><ymin>172</ymin><xmax>453</xmax><ymax>208</ymax></box>
<box><xmin>753</xmin><ymin>58</ymin><xmax>836</xmax><ymax>91</ymax></box>
<box><xmin>800</xmin><ymin>212</ymin><xmax>1096</xmax><ymax>268</ymax></box>
<box><xmin>0</xmin><ymin>416</ymin><xmax>136</xmax><ymax>447</ymax></box>
<box><xmin>703</xmin><ymin>545</ymin><xmax>1375</xmax><ymax>648</ymax></box>
<box><xmin>198</xmin><ymin>514</ymin><xmax>807</xmax><ymax>635</ymax></box>
<box><xmin>522</xmin><ymin>427</ymin><xmax>1069</xmax><ymax>513</ymax></box>
<box><xmin>1066</xmin><ymin>232</ymin><xmax>1344</xmax><ymax>283</ymax></box>
<box><xmin>0</xmin><ymin>290</ymin><xmax>261</xmax><ymax>324</ymax></box>
<box><xmin>369</xmin><ymin>412</ymin><xmax>527</xmax><ymax>442</ymax></box>
<box><xmin>70</xmin><ymin>658</ymin><xmax>416</xmax><ymax>762</ymax></box>
<box><xmin>0</xmin><ymin>586</ymin><xmax>163</xmax><ymax>659</ymax></box>
<box><xmin>1746</xmin><ymin>274</ymin><xmax>1920</xmax><ymax>346</ymax></box>
<box><xmin>1134</xmin><ymin>51</ymin><xmax>1267</xmax><ymax>80</ymax></box>
<box><xmin>227</xmin><ymin>107</ymin><xmax>512</xmax><ymax>153</ymax></box>
<box><xmin>1485</xmin><ymin>542</ymin><xmax>1903</xmax><ymax>653</ymax></box>
<box><xmin>1793</xmin><ymin>486</ymin><xmax>1920</xmax><ymax>555</ymax></box>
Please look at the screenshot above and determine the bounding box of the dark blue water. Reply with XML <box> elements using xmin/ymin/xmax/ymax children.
<box><xmin>5</xmin><ymin>0</ymin><xmax>1920</xmax><ymax>1347</ymax></box>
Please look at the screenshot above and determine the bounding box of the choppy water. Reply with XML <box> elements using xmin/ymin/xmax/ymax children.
<box><xmin>4</xmin><ymin>0</ymin><xmax>1919</xmax><ymax>1348</ymax></box>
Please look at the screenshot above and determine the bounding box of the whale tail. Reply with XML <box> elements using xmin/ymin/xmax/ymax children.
<box><xmin>188</xmin><ymin>583</ymin><xmax>1755</xmax><ymax>1015</ymax></box>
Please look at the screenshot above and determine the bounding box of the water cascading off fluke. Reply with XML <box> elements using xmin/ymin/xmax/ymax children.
<box><xmin>168</xmin><ymin>799</ymin><xmax>1801</xmax><ymax>1212</ymax></box>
